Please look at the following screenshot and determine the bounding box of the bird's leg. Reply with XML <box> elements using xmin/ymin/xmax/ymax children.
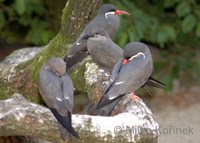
<box><xmin>131</xmin><ymin>91</ymin><xmax>140</xmax><ymax>100</ymax></box>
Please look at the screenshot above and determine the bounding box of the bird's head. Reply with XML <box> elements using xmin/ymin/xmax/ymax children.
<box><xmin>123</xmin><ymin>42</ymin><xmax>147</xmax><ymax>64</ymax></box>
<box><xmin>45</xmin><ymin>58</ymin><xmax>66</xmax><ymax>76</ymax></box>
<box><xmin>97</xmin><ymin>4</ymin><xmax>129</xmax><ymax>18</ymax></box>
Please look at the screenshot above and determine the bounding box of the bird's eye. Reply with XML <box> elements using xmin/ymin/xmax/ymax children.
<box><xmin>110</xmin><ymin>9</ymin><xmax>116</xmax><ymax>12</ymax></box>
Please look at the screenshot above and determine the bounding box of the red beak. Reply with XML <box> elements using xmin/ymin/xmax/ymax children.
<box><xmin>115</xmin><ymin>10</ymin><xmax>129</xmax><ymax>16</ymax></box>
<box><xmin>122</xmin><ymin>59</ymin><xmax>128</xmax><ymax>64</ymax></box>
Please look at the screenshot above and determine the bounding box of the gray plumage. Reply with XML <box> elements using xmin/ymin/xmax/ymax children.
<box><xmin>38</xmin><ymin>57</ymin><xmax>78</xmax><ymax>138</ymax></box>
<box><xmin>68</xmin><ymin>4</ymin><xmax>120</xmax><ymax>56</ymax></box>
<box><xmin>87</xmin><ymin>28</ymin><xmax>123</xmax><ymax>71</ymax></box>
<box><xmin>97</xmin><ymin>42</ymin><xmax>153</xmax><ymax>109</ymax></box>
<box><xmin>64</xmin><ymin>4</ymin><xmax>128</xmax><ymax>71</ymax></box>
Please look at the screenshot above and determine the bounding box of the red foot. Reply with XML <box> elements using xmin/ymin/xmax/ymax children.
<box><xmin>131</xmin><ymin>92</ymin><xmax>140</xmax><ymax>100</ymax></box>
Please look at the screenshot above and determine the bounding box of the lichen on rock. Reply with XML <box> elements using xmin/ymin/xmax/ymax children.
<box><xmin>0</xmin><ymin>47</ymin><xmax>41</xmax><ymax>83</ymax></box>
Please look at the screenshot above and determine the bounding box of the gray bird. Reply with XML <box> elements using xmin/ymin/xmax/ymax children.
<box><xmin>38</xmin><ymin>58</ymin><xmax>79</xmax><ymax>138</ymax></box>
<box><xmin>96</xmin><ymin>42</ymin><xmax>159</xmax><ymax>110</ymax></box>
<box><xmin>87</xmin><ymin>28</ymin><xmax>123</xmax><ymax>71</ymax></box>
<box><xmin>64</xmin><ymin>4</ymin><xmax>129</xmax><ymax>71</ymax></box>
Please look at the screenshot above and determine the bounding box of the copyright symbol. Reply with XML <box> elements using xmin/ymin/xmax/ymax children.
<box><xmin>114</xmin><ymin>126</ymin><xmax>122</xmax><ymax>134</ymax></box>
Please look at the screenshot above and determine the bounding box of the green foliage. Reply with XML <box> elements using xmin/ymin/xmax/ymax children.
<box><xmin>103</xmin><ymin>0</ymin><xmax>200</xmax><ymax>90</ymax></box>
<box><xmin>0</xmin><ymin>10</ymin><xmax>5</xmax><ymax>29</ymax></box>
<box><xmin>0</xmin><ymin>0</ymin><xmax>199</xmax><ymax>91</ymax></box>
<box><xmin>176</xmin><ymin>1</ymin><xmax>191</xmax><ymax>18</ymax></box>
<box><xmin>181</xmin><ymin>14</ymin><xmax>196</xmax><ymax>33</ymax></box>
<box><xmin>195</xmin><ymin>23</ymin><xmax>200</xmax><ymax>37</ymax></box>
<box><xmin>105</xmin><ymin>0</ymin><xmax>200</xmax><ymax>48</ymax></box>
<box><xmin>0</xmin><ymin>0</ymin><xmax>56</xmax><ymax>46</ymax></box>
<box><xmin>15</xmin><ymin>0</ymin><xmax>26</xmax><ymax>15</ymax></box>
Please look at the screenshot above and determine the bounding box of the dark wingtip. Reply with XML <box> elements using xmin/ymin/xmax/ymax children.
<box><xmin>96</xmin><ymin>94</ymin><xmax>125</xmax><ymax>110</ymax></box>
<box><xmin>96</xmin><ymin>95</ymin><xmax>110</xmax><ymax>109</ymax></box>
<box><xmin>86</xmin><ymin>96</ymin><xmax>123</xmax><ymax>116</ymax></box>
<box><xmin>147</xmin><ymin>77</ymin><xmax>165</xmax><ymax>89</ymax></box>
<box><xmin>66</xmin><ymin>113</ymin><xmax>80</xmax><ymax>138</ymax></box>
<box><xmin>50</xmin><ymin>108</ymin><xmax>79</xmax><ymax>138</ymax></box>
<box><xmin>63</xmin><ymin>52</ymin><xmax>88</xmax><ymax>73</ymax></box>
<box><xmin>97</xmin><ymin>97</ymin><xmax>123</xmax><ymax>116</ymax></box>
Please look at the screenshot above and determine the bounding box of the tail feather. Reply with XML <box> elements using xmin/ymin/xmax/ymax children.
<box><xmin>64</xmin><ymin>52</ymin><xmax>88</xmax><ymax>72</ymax></box>
<box><xmin>50</xmin><ymin>108</ymin><xmax>79</xmax><ymax>138</ymax></box>
<box><xmin>146</xmin><ymin>77</ymin><xmax>165</xmax><ymax>89</ymax></box>
<box><xmin>63</xmin><ymin>38</ymin><xmax>88</xmax><ymax>72</ymax></box>
<box><xmin>142</xmin><ymin>85</ymin><xmax>154</xmax><ymax>96</ymax></box>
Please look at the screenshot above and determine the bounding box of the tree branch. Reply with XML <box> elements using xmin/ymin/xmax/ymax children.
<box><xmin>0</xmin><ymin>0</ymin><xmax>159</xmax><ymax>142</ymax></box>
<box><xmin>0</xmin><ymin>0</ymin><xmax>102</xmax><ymax>101</ymax></box>
<box><xmin>0</xmin><ymin>93</ymin><xmax>158</xmax><ymax>143</ymax></box>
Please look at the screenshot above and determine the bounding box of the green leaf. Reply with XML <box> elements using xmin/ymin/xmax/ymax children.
<box><xmin>157</xmin><ymin>31</ymin><xmax>167</xmax><ymax>48</ymax></box>
<box><xmin>40</xmin><ymin>30</ymin><xmax>55</xmax><ymax>44</ymax></box>
<box><xmin>156</xmin><ymin>26</ymin><xmax>176</xmax><ymax>47</ymax></box>
<box><xmin>0</xmin><ymin>10</ymin><xmax>5</xmax><ymax>29</ymax></box>
<box><xmin>176</xmin><ymin>1</ymin><xmax>191</xmax><ymax>18</ymax></box>
<box><xmin>15</xmin><ymin>0</ymin><xmax>26</xmax><ymax>15</ymax></box>
<box><xmin>164</xmin><ymin>0</ymin><xmax>176</xmax><ymax>8</ymax></box>
<box><xmin>19</xmin><ymin>14</ymin><xmax>32</xmax><ymax>26</ymax></box>
<box><xmin>162</xmin><ymin>26</ymin><xmax>176</xmax><ymax>40</ymax></box>
<box><xmin>181</xmin><ymin>14</ymin><xmax>196</xmax><ymax>33</ymax></box>
<box><xmin>149</xmin><ymin>18</ymin><xmax>159</xmax><ymax>31</ymax></box>
<box><xmin>195</xmin><ymin>23</ymin><xmax>200</xmax><ymax>37</ymax></box>
<box><xmin>194</xmin><ymin>8</ymin><xmax>200</xmax><ymax>18</ymax></box>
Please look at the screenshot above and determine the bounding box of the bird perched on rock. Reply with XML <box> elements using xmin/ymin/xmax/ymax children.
<box><xmin>96</xmin><ymin>42</ymin><xmax>164</xmax><ymax>114</ymax></box>
<box><xmin>64</xmin><ymin>4</ymin><xmax>129</xmax><ymax>71</ymax></box>
<box><xmin>86</xmin><ymin>28</ymin><xmax>123</xmax><ymax>72</ymax></box>
<box><xmin>38</xmin><ymin>57</ymin><xmax>79</xmax><ymax>139</ymax></box>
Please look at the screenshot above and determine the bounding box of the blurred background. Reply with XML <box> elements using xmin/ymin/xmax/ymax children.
<box><xmin>0</xmin><ymin>0</ymin><xmax>200</xmax><ymax>142</ymax></box>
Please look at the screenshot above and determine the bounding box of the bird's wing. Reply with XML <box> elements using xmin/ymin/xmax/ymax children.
<box><xmin>88</xmin><ymin>37</ymin><xmax>122</xmax><ymax>59</ymax></box>
<box><xmin>39</xmin><ymin>69</ymin><xmax>67</xmax><ymax>116</ymax></box>
<box><xmin>61</xmin><ymin>74</ymin><xmax>74</xmax><ymax>112</ymax></box>
<box><xmin>50</xmin><ymin>108</ymin><xmax>79</xmax><ymax>137</ymax></box>
<box><xmin>39</xmin><ymin>68</ymin><xmax>78</xmax><ymax>137</ymax></box>
<box><xmin>96</xmin><ymin>93</ymin><xmax>125</xmax><ymax>110</ymax></box>
<box><xmin>103</xmin><ymin>58</ymin><xmax>123</xmax><ymax>95</ymax></box>
<box><xmin>64</xmin><ymin>52</ymin><xmax>89</xmax><ymax>73</ymax></box>
<box><xmin>67</xmin><ymin>36</ymin><xmax>88</xmax><ymax>56</ymax></box>
<box><xmin>96</xmin><ymin>59</ymin><xmax>124</xmax><ymax>109</ymax></box>
<box><xmin>87</xmin><ymin>95</ymin><xmax>124</xmax><ymax>116</ymax></box>
<box><xmin>63</xmin><ymin>37</ymin><xmax>89</xmax><ymax>71</ymax></box>
<box><xmin>107</xmin><ymin>55</ymin><xmax>153</xmax><ymax>100</ymax></box>
<box><xmin>109</xmin><ymin>58</ymin><xmax>123</xmax><ymax>83</ymax></box>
